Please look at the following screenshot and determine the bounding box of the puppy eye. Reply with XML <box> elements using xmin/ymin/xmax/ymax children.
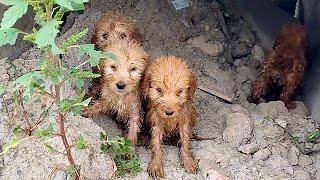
<box><xmin>176</xmin><ymin>89</ymin><xmax>183</xmax><ymax>96</ymax></box>
<box><xmin>110</xmin><ymin>65</ymin><xmax>117</xmax><ymax>71</ymax></box>
<box><xmin>129</xmin><ymin>67</ymin><xmax>137</xmax><ymax>72</ymax></box>
<box><xmin>102</xmin><ymin>33</ymin><xmax>108</xmax><ymax>40</ymax></box>
<box><xmin>120</xmin><ymin>33</ymin><xmax>127</xmax><ymax>39</ymax></box>
<box><xmin>156</xmin><ymin>87</ymin><xmax>163</xmax><ymax>94</ymax></box>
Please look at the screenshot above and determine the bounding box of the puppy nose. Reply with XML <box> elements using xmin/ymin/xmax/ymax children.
<box><xmin>165</xmin><ymin>109</ymin><xmax>174</xmax><ymax>116</ymax></box>
<box><xmin>116</xmin><ymin>81</ymin><xmax>126</xmax><ymax>90</ymax></box>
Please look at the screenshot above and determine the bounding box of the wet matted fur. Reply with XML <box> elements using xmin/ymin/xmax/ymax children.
<box><xmin>141</xmin><ymin>56</ymin><xmax>198</xmax><ymax>178</ymax></box>
<box><xmin>82</xmin><ymin>39</ymin><xmax>149</xmax><ymax>151</ymax></box>
<box><xmin>248</xmin><ymin>22</ymin><xmax>307</xmax><ymax>109</ymax></box>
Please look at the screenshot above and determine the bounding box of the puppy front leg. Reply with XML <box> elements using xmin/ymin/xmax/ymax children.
<box><xmin>148</xmin><ymin>125</ymin><xmax>164</xmax><ymax>178</ymax></box>
<box><xmin>127</xmin><ymin>111</ymin><xmax>140</xmax><ymax>152</ymax></box>
<box><xmin>179</xmin><ymin>122</ymin><xmax>198</xmax><ymax>173</ymax></box>
<box><xmin>82</xmin><ymin>99</ymin><xmax>107</xmax><ymax>118</ymax></box>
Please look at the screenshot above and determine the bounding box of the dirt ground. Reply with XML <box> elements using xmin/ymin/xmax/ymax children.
<box><xmin>1</xmin><ymin>0</ymin><xmax>320</xmax><ymax>179</ymax></box>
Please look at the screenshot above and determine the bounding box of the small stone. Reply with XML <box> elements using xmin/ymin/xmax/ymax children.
<box><xmin>236</xmin><ymin>66</ymin><xmax>256</xmax><ymax>83</ymax></box>
<box><xmin>275</xmin><ymin>117</ymin><xmax>287</xmax><ymax>128</ymax></box>
<box><xmin>233</xmin><ymin>59</ymin><xmax>242</xmax><ymax>67</ymax></box>
<box><xmin>238</xmin><ymin>143</ymin><xmax>259</xmax><ymax>154</ymax></box>
<box><xmin>191</xmin><ymin>36</ymin><xmax>224</xmax><ymax>56</ymax></box>
<box><xmin>299</xmin><ymin>155</ymin><xmax>313</xmax><ymax>166</ymax></box>
<box><xmin>52</xmin><ymin>170</ymin><xmax>67</xmax><ymax>180</ymax></box>
<box><xmin>267</xmin><ymin>155</ymin><xmax>294</xmax><ymax>175</ymax></box>
<box><xmin>172</xmin><ymin>22</ymin><xmax>192</xmax><ymax>42</ymax></box>
<box><xmin>198</xmin><ymin>159</ymin><xmax>231</xmax><ymax>180</ymax></box>
<box><xmin>287</xmin><ymin>145</ymin><xmax>299</xmax><ymax>166</ymax></box>
<box><xmin>223</xmin><ymin>113</ymin><xmax>253</xmax><ymax>147</ymax></box>
<box><xmin>205</xmin><ymin>25</ymin><xmax>210</xmax><ymax>31</ymax></box>
<box><xmin>293</xmin><ymin>168</ymin><xmax>311</xmax><ymax>180</ymax></box>
<box><xmin>251</xmin><ymin>45</ymin><xmax>265</xmax><ymax>67</ymax></box>
<box><xmin>257</xmin><ymin>101</ymin><xmax>290</xmax><ymax>118</ymax></box>
<box><xmin>253</xmin><ymin>148</ymin><xmax>271</xmax><ymax>160</ymax></box>
<box><xmin>289</xmin><ymin>101</ymin><xmax>310</xmax><ymax>116</ymax></box>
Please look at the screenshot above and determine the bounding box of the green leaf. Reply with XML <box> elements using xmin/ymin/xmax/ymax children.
<box><xmin>14</xmin><ymin>71</ymin><xmax>41</xmax><ymax>101</ymax></box>
<box><xmin>35</xmin><ymin>20</ymin><xmax>62</xmax><ymax>55</ymax></box>
<box><xmin>100</xmin><ymin>143</ymin><xmax>110</xmax><ymax>153</ymax></box>
<box><xmin>0</xmin><ymin>0</ymin><xmax>25</xmax><ymax>5</ymax></box>
<box><xmin>44</xmin><ymin>143</ymin><xmax>56</xmax><ymax>153</ymax></box>
<box><xmin>0</xmin><ymin>28</ymin><xmax>20</xmax><ymax>46</ymax></box>
<box><xmin>99</xmin><ymin>132</ymin><xmax>108</xmax><ymax>141</ymax></box>
<box><xmin>78</xmin><ymin>44</ymin><xmax>102</xmax><ymax>67</ymax></box>
<box><xmin>75</xmin><ymin>135</ymin><xmax>87</xmax><ymax>150</ymax></box>
<box><xmin>75</xmin><ymin>79</ymin><xmax>84</xmax><ymax>89</ymax></box>
<box><xmin>67</xmin><ymin>164</ymin><xmax>80</xmax><ymax>175</ymax></box>
<box><xmin>60</xmin><ymin>28</ymin><xmax>88</xmax><ymax>51</ymax></box>
<box><xmin>72</xmin><ymin>97</ymin><xmax>91</xmax><ymax>107</ymax></box>
<box><xmin>13</xmin><ymin>125</ymin><xmax>23</xmax><ymax>135</ymax></box>
<box><xmin>102</xmin><ymin>52</ymin><xmax>118</xmax><ymax>61</ymax></box>
<box><xmin>0</xmin><ymin>84</ymin><xmax>5</xmax><ymax>95</ymax></box>
<box><xmin>54</xmin><ymin>0</ymin><xmax>73</xmax><ymax>10</ymax></box>
<box><xmin>71</xmin><ymin>70</ymin><xmax>101</xmax><ymax>79</ymax></box>
<box><xmin>1</xmin><ymin>1</ymin><xmax>28</xmax><ymax>28</ymax></box>
<box><xmin>34</xmin><ymin>124</ymin><xmax>54</xmax><ymax>139</ymax></box>
<box><xmin>2</xmin><ymin>137</ymin><xmax>18</xmax><ymax>154</ymax></box>
<box><xmin>307</xmin><ymin>129</ymin><xmax>320</xmax><ymax>143</ymax></box>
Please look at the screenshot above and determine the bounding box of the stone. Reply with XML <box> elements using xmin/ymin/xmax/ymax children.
<box><xmin>287</xmin><ymin>145</ymin><xmax>299</xmax><ymax>166</ymax></box>
<box><xmin>250</xmin><ymin>45</ymin><xmax>265</xmax><ymax>67</ymax></box>
<box><xmin>257</xmin><ymin>101</ymin><xmax>290</xmax><ymax>118</ymax></box>
<box><xmin>236</xmin><ymin>66</ymin><xmax>256</xmax><ymax>83</ymax></box>
<box><xmin>299</xmin><ymin>155</ymin><xmax>313</xmax><ymax>166</ymax></box>
<box><xmin>172</xmin><ymin>21</ymin><xmax>192</xmax><ymax>42</ymax></box>
<box><xmin>275</xmin><ymin>116</ymin><xmax>288</xmax><ymax>128</ymax></box>
<box><xmin>198</xmin><ymin>159</ymin><xmax>231</xmax><ymax>180</ymax></box>
<box><xmin>289</xmin><ymin>101</ymin><xmax>310</xmax><ymax>116</ymax></box>
<box><xmin>253</xmin><ymin>148</ymin><xmax>271</xmax><ymax>160</ymax></box>
<box><xmin>293</xmin><ymin>168</ymin><xmax>311</xmax><ymax>180</ymax></box>
<box><xmin>238</xmin><ymin>142</ymin><xmax>259</xmax><ymax>154</ymax></box>
<box><xmin>191</xmin><ymin>36</ymin><xmax>224</xmax><ymax>57</ymax></box>
<box><xmin>231</xmin><ymin>43</ymin><xmax>250</xmax><ymax>58</ymax></box>
<box><xmin>266</xmin><ymin>155</ymin><xmax>294</xmax><ymax>175</ymax></box>
<box><xmin>223</xmin><ymin>113</ymin><xmax>253</xmax><ymax>147</ymax></box>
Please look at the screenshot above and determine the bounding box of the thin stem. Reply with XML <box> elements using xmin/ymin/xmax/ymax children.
<box><xmin>17</xmin><ymin>91</ymin><xmax>32</xmax><ymax>136</ymax></box>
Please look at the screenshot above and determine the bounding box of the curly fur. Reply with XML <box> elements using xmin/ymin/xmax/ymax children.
<box><xmin>91</xmin><ymin>11</ymin><xmax>143</xmax><ymax>50</ymax></box>
<box><xmin>82</xmin><ymin>39</ymin><xmax>149</xmax><ymax>151</ymax></box>
<box><xmin>87</xmin><ymin>11</ymin><xmax>144</xmax><ymax>101</ymax></box>
<box><xmin>248</xmin><ymin>22</ymin><xmax>307</xmax><ymax>109</ymax></box>
<box><xmin>141</xmin><ymin>56</ymin><xmax>198</xmax><ymax>178</ymax></box>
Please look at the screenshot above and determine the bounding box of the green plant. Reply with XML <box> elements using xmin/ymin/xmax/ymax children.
<box><xmin>0</xmin><ymin>0</ymin><xmax>141</xmax><ymax>179</ymax></box>
<box><xmin>307</xmin><ymin>129</ymin><xmax>320</xmax><ymax>143</ymax></box>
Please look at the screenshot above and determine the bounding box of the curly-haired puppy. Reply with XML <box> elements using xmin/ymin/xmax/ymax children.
<box><xmin>91</xmin><ymin>11</ymin><xmax>143</xmax><ymax>50</ymax></box>
<box><xmin>248</xmin><ymin>22</ymin><xmax>307</xmax><ymax>109</ymax></box>
<box><xmin>87</xmin><ymin>11</ymin><xmax>143</xmax><ymax>100</ymax></box>
<box><xmin>141</xmin><ymin>56</ymin><xmax>198</xmax><ymax>178</ymax></box>
<box><xmin>82</xmin><ymin>39</ymin><xmax>149</xmax><ymax>151</ymax></box>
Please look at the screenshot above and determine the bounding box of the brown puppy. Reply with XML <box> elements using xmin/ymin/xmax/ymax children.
<box><xmin>248</xmin><ymin>22</ymin><xmax>307</xmax><ymax>109</ymax></box>
<box><xmin>87</xmin><ymin>11</ymin><xmax>143</xmax><ymax>100</ymax></box>
<box><xmin>141</xmin><ymin>56</ymin><xmax>198</xmax><ymax>178</ymax></box>
<box><xmin>82</xmin><ymin>39</ymin><xmax>149</xmax><ymax>151</ymax></box>
<box><xmin>91</xmin><ymin>11</ymin><xmax>143</xmax><ymax>50</ymax></box>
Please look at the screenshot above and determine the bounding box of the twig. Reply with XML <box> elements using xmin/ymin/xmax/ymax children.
<box><xmin>196</xmin><ymin>86</ymin><xmax>233</xmax><ymax>103</ymax></box>
<box><xmin>46</xmin><ymin>164</ymin><xmax>67</xmax><ymax>180</ymax></box>
<box><xmin>17</xmin><ymin>91</ymin><xmax>32</xmax><ymax>135</ymax></box>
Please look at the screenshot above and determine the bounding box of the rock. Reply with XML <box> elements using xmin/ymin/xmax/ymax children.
<box><xmin>198</xmin><ymin>159</ymin><xmax>231</xmax><ymax>180</ymax></box>
<box><xmin>293</xmin><ymin>168</ymin><xmax>311</xmax><ymax>180</ymax></box>
<box><xmin>172</xmin><ymin>21</ymin><xmax>192</xmax><ymax>42</ymax></box>
<box><xmin>233</xmin><ymin>59</ymin><xmax>242</xmax><ymax>67</ymax></box>
<box><xmin>253</xmin><ymin>148</ymin><xmax>271</xmax><ymax>160</ymax></box>
<box><xmin>287</xmin><ymin>145</ymin><xmax>299</xmax><ymax>166</ymax></box>
<box><xmin>223</xmin><ymin>113</ymin><xmax>253</xmax><ymax>147</ymax></box>
<box><xmin>289</xmin><ymin>101</ymin><xmax>310</xmax><ymax>116</ymax></box>
<box><xmin>299</xmin><ymin>155</ymin><xmax>313</xmax><ymax>166</ymax></box>
<box><xmin>231</xmin><ymin>43</ymin><xmax>250</xmax><ymax>58</ymax></box>
<box><xmin>257</xmin><ymin>101</ymin><xmax>290</xmax><ymax>118</ymax></box>
<box><xmin>274</xmin><ymin>116</ymin><xmax>288</xmax><ymax>128</ymax></box>
<box><xmin>250</xmin><ymin>45</ymin><xmax>265</xmax><ymax>67</ymax></box>
<box><xmin>238</xmin><ymin>142</ymin><xmax>259</xmax><ymax>154</ymax></box>
<box><xmin>191</xmin><ymin>36</ymin><xmax>224</xmax><ymax>56</ymax></box>
<box><xmin>236</xmin><ymin>66</ymin><xmax>256</xmax><ymax>83</ymax></box>
<box><xmin>266</xmin><ymin>155</ymin><xmax>294</xmax><ymax>175</ymax></box>
<box><xmin>230</xmin><ymin>104</ymin><xmax>249</xmax><ymax>115</ymax></box>
<box><xmin>52</xmin><ymin>170</ymin><xmax>67</xmax><ymax>180</ymax></box>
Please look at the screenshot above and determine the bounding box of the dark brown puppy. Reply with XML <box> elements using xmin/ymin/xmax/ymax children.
<box><xmin>141</xmin><ymin>56</ymin><xmax>198</xmax><ymax>178</ymax></box>
<box><xmin>248</xmin><ymin>22</ymin><xmax>307</xmax><ymax>109</ymax></box>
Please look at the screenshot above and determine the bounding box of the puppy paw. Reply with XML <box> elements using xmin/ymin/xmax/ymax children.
<box><xmin>183</xmin><ymin>157</ymin><xmax>198</xmax><ymax>173</ymax></box>
<box><xmin>81</xmin><ymin>107</ymin><xmax>91</xmax><ymax>118</ymax></box>
<box><xmin>148</xmin><ymin>161</ymin><xmax>164</xmax><ymax>178</ymax></box>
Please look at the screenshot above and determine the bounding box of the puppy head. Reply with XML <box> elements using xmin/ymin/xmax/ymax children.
<box><xmin>100</xmin><ymin>40</ymin><xmax>149</xmax><ymax>95</ymax></box>
<box><xmin>275</xmin><ymin>22</ymin><xmax>307</xmax><ymax>50</ymax></box>
<box><xmin>92</xmin><ymin>11</ymin><xmax>143</xmax><ymax>50</ymax></box>
<box><xmin>142</xmin><ymin>56</ymin><xmax>196</xmax><ymax>119</ymax></box>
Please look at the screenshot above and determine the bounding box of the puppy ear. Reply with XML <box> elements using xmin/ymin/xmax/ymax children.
<box><xmin>91</xmin><ymin>33</ymin><xmax>99</xmax><ymax>49</ymax></box>
<box><xmin>131</xmin><ymin>30</ymin><xmax>144</xmax><ymax>45</ymax></box>
<box><xmin>141</xmin><ymin>69</ymin><xmax>151</xmax><ymax>100</ymax></box>
<box><xmin>187</xmin><ymin>72</ymin><xmax>196</xmax><ymax>100</ymax></box>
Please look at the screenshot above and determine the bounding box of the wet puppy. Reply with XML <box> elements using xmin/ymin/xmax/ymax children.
<box><xmin>82</xmin><ymin>39</ymin><xmax>149</xmax><ymax>151</ymax></box>
<box><xmin>87</xmin><ymin>11</ymin><xmax>143</xmax><ymax>100</ymax></box>
<box><xmin>91</xmin><ymin>11</ymin><xmax>143</xmax><ymax>50</ymax></box>
<box><xmin>141</xmin><ymin>56</ymin><xmax>198</xmax><ymax>178</ymax></box>
<box><xmin>248</xmin><ymin>22</ymin><xmax>307</xmax><ymax>109</ymax></box>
